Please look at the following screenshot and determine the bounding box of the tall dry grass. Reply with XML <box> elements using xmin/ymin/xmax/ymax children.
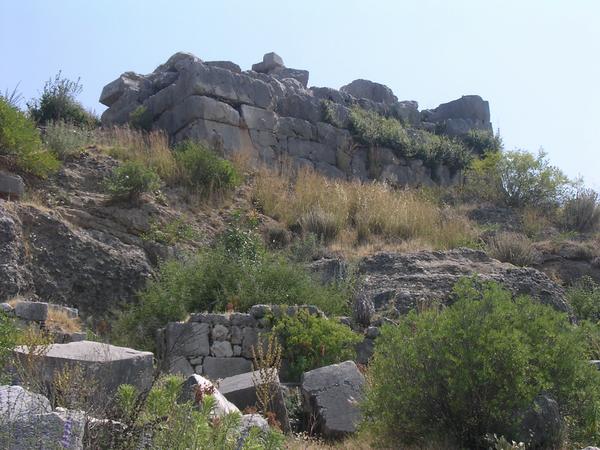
<box><xmin>95</xmin><ymin>126</ymin><xmax>177</xmax><ymax>182</ymax></box>
<box><xmin>253</xmin><ymin>167</ymin><xmax>477</xmax><ymax>252</ymax></box>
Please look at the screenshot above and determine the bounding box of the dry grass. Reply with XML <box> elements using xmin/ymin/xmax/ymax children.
<box><xmin>285</xmin><ymin>433</ymin><xmax>454</xmax><ymax>450</ymax></box>
<box><xmin>487</xmin><ymin>232</ymin><xmax>539</xmax><ymax>267</ymax></box>
<box><xmin>253</xmin><ymin>167</ymin><xmax>477</xmax><ymax>253</ymax></box>
<box><xmin>95</xmin><ymin>126</ymin><xmax>177</xmax><ymax>182</ymax></box>
<box><xmin>46</xmin><ymin>308</ymin><xmax>82</xmax><ymax>333</ymax></box>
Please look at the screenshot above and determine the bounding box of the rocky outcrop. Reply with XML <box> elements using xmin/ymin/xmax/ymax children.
<box><xmin>100</xmin><ymin>51</ymin><xmax>494</xmax><ymax>188</ymax></box>
<box><xmin>0</xmin><ymin>171</ymin><xmax>25</xmax><ymax>199</ymax></box>
<box><xmin>301</xmin><ymin>360</ymin><xmax>365</xmax><ymax>438</ymax></box>
<box><xmin>358</xmin><ymin>248</ymin><xmax>570</xmax><ymax>316</ymax></box>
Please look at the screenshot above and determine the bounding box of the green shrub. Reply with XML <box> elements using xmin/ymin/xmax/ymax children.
<box><xmin>174</xmin><ymin>141</ymin><xmax>240</xmax><ymax>195</ymax></box>
<box><xmin>43</xmin><ymin>120</ymin><xmax>93</xmax><ymax>159</ymax></box>
<box><xmin>105</xmin><ymin>161</ymin><xmax>160</xmax><ymax>201</ymax></box>
<box><xmin>487</xmin><ymin>232</ymin><xmax>538</xmax><ymax>267</ymax></box>
<box><xmin>114</xmin><ymin>375</ymin><xmax>284</xmax><ymax>449</ymax></box>
<box><xmin>349</xmin><ymin>106</ymin><xmax>409</xmax><ymax>150</ymax></box>
<box><xmin>113</xmin><ymin>227</ymin><xmax>351</xmax><ymax>350</ymax></box>
<box><xmin>141</xmin><ymin>218</ymin><xmax>201</xmax><ymax>245</ymax></box>
<box><xmin>363</xmin><ymin>278</ymin><xmax>600</xmax><ymax>448</ymax></box>
<box><xmin>271</xmin><ymin>310</ymin><xmax>361</xmax><ymax>381</ymax></box>
<box><xmin>465</xmin><ymin>149</ymin><xmax>570</xmax><ymax>210</ymax></box>
<box><xmin>567</xmin><ymin>276</ymin><xmax>600</xmax><ymax>322</ymax></box>
<box><xmin>562</xmin><ymin>189</ymin><xmax>600</xmax><ymax>233</ymax></box>
<box><xmin>27</xmin><ymin>72</ymin><xmax>98</xmax><ymax>127</ymax></box>
<box><xmin>0</xmin><ymin>311</ymin><xmax>17</xmax><ymax>382</ymax></box>
<box><xmin>462</xmin><ymin>129</ymin><xmax>503</xmax><ymax>155</ymax></box>
<box><xmin>129</xmin><ymin>105</ymin><xmax>153</xmax><ymax>131</ymax></box>
<box><xmin>0</xmin><ymin>97</ymin><xmax>60</xmax><ymax>177</ymax></box>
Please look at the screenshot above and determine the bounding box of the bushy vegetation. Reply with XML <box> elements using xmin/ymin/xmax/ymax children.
<box><xmin>129</xmin><ymin>105</ymin><xmax>153</xmax><ymax>131</ymax></box>
<box><xmin>0</xmin><ymin>97</ymin><xmax>60</xmax><ymax>177</ymax></box>
<box><xmin>105</xmin><ymin>161</ymin><xmax>160</xmax><ymax>201</ymax></box>
<box><xmin>253</xmin><ymin>167</ymin><xmax>477</xmax><ymax>252</ymax></box>
<box><xmin>43</xmin><ymin>120</ymin><xmax>93</xmax><ymax>159</ymax></box>
<box><xmin>270</xmin><ymin>311</ymin><xmax>361</xmax><ymax>381</ymax></box>
<box><xmin>115</xmin><ymin>375</ymin><xmax>284</xmax><ymax>449</ymax></box>
<box><xmin>562</xmin><ymin>189</ymin><xmax>600</xmax><ymax>233</ymax></box>
<box><xmin>363</xmin><ymin>278</ymin><xmax>600</xmax><ymax>448</ymax></box>
<box><xmin>461</xmin><ymin>128</ymin><xmax>503</xmax><ymax>155</ymax></box>
<box><xmin>141</xmin><ymin>218</ymin><xmax>201</xmax><ymax>245</ymax></box>
<box><xmin>0</xmin><ymin>311</ymin><xmax>17</xmax><ymax>382</ymax></box>
<box><xmin>487</xmin><ymin>232</ymin><xmax>538</xmax><ymax>267</ymax></box>
<box><xmin>347</xmin><ymin>106</ymin><xmax>473</xmax><ymax>170</ymax></box>
<box><xmin>27</xmin><ymin>72</ymin><xmax>98</xmax><ymax>127</ymax></box>
<box><xmin>113</xmin><ymin>225</ymin><xmax>351</xmax><ymax>350</ymax></box>
<box><xmin>465</xmin><ymin>149</ymin><xmax>570</xmax><ymax>210</ymax></box>
<box><xmin>567</xmin><ymin>276</ymin><xmax>600</xmax><ymax>322</ymax></box>
<box><xmin>174</xmin><ymin>141</ymin><xmax>240</xmax><ymax>196</ymax></box>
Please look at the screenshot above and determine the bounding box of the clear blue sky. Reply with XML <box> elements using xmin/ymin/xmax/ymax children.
<box><xmin>1</xmin><ymin>0</ymin><xmax>598</xmax><ymax>188</ymax></box>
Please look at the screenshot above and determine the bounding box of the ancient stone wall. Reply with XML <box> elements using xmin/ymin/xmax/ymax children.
<box><xmin>100</xmin><ymin>52</ymin><xmax>493</xmax><ymax>187</ymax></box>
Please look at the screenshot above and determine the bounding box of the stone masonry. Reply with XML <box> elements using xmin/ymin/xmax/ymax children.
<box><xmin>100</xmin><ymin>52</ymin><xmax>493</xmax><ymax>188</ymax></box>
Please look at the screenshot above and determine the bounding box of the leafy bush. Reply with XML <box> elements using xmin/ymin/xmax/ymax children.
<box><xmin>271</xmin><ymin>310</ymin><xmax>361</xmax><ymax>381</ymax></box>
<box><xmin>27</xmin><ymin>72</ymin><xmax>98</xmax><ymax>127</ymax></box>
<box><xmin>174</xmin><ymin>141</ymin><xmax>240</xmax><ymax>195</ymax></box>
<box><xmin>349</xmin><ymin>106</ymin><xmax>410</xmax><ymax>150</ymax></box>
<box><xmin>0</xmin><ymin>97</ymin><xmax>60</xmax><ymax>177</ymax></box>
<box><xmin>487</xmin><ymin>232</ymin><xmax>538</xmax><ymax>267</ymax></box>
<box><xmin>567</xmin><ymin>276</ymin><xmax>600</xmax><ymax>322</ymax></box>
<box><xmin>105</xmin><ymin>161</ymin><xmax>160</xmax><ymax>201</ymax></box>
<box><xmin>465</xmin><ymin>150</ymin><xmax>570</xmax><ymax>210</ymax></box>
<box><xmin>363</xmin><ymin>278</ymin><xmax>600</xmax><ymax>448</ymax></box>
<box><xmin>113</xmin><ymin>227</ymin><xmax>351</xmax><ymax>350</ymax></box>
<box><xmin>562</xmin><ymin>189</ymin><xmax>600</xmax><ymax>233</ymax></box>
<box><xmin>461</xmin><ymin>129</ymin><xmax>503</xmax><ymax>155</ymax></box>
<box><xmin>114</xmin><ymin>375</ymin><xmax>284</xmax><ymax>449</ymax></box>
<box><xmin>141</xmin><ymin>218</ymin><xmax>201</xmax><ymax>245</ymax></box>
<box><xmin>0</xmin><ymin>311</ymin><xmax>17</xmax><ymax>382</ymax></box>
<box><xmin>43</xmin><ymin>120</ymin><xmax>93</xmax><ymax>159</ymax></box>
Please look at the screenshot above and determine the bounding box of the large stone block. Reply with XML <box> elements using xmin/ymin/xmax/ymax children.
<box><xmin>173</xmin><ymin>118</ymin><xmax>255</xmax><ymax>158</ymax></box>
<box><xmin>99</xmin><ymin>72</ymin><xmax>146</xmax><ymax>107</ymax></box>
<box><xmin>340</xmin><ymin>79</ymin><xmax>398</xmax><ymax>105</ymax></box>
<box><xmin>202</xmin><ymin>357</ymin><xmax>252</xmax><ymax>380</ymax></box>
<box><xmin>179</xmin><ymin>374</ymin><xmax>239</xmax><ymax>417</ymax></box>
<box><xmin>240</xmin><ymin>104</ymin><xmax>278</xmax><ymax>131</ymax></box>
<box><xmin>219</xmin><ymin>369</ymin><xmax>290</xmax><ymax>432</ymax></box>
<box><xmin>155</xmin><ymin>95</ymin><xmax>240</xmax><ymax>135</ymax></box>
<box><xmin>288</xmin><ymin>138</ymin><xmax>336</xmax><ymax>166</ymax></box>
<box><xmin>301</xmin><ymin>360</ymin><xmax>365</xmax><ymax>438</ymax></box>
<box><xmin>13</xmin><ymin>341</ymin><xmax>154</xmax><ymax>398</ymax></box>
<box><xmin>0</xmin><ymin>172</ymin><xmax>25</xmax><ymax>200</ymax></box>
<box><xmin>14</xmin><ymin>301</ymin><xmax>48</xmax><ymax>322</ymax></box>
<box><xmin>276</xmin><ymin>93</ymin><xmax>322</xmax><ymax>124</ymax></box>
<box><xmin>165</xmin><ymin>322</ymin><xmax>210</xmax><ymax>357</ymax></box>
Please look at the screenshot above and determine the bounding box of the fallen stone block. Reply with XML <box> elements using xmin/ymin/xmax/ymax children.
<box><xmin>13</xmin><ymin>341</ymin><xmax>154</xmax><ymax>398</ymax></box>
<box><xmin>219</xmin><ymin>369</ymin><xmax>290</xmax><ymax>432</ymax></box>
<box><xmin>179</xmin><ymin>374</ymin><xmax>239</xmax><ymax>417</ymax></box>
<box><xmin>301</xmin><ymin>360</ymin><xmax>365</xmax><ymax>438</ymax></box>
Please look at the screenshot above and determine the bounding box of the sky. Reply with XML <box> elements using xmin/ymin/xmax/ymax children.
<box><xmin>1</xmin><ymin>0</ymin><xmax>598</xmax><ymax>188</ymax></box>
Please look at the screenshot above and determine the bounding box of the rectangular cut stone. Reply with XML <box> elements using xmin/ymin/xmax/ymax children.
<box><xmin>202</xmin><ymin>357</ymin><xmax>252</xmax><ymax>380</ymax></box>
<box><xmin>165</xmin><ymin>322</ymin><xmax>210</xmax><ymax>357</ymax></box>
<box><xmin>13</xmin><ymin>341</ymin><xmax>154</xmax><ymax>397</ymax></box>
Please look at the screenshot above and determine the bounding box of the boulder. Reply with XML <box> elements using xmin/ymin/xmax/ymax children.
<box><xmin>13</xmin><ymin>341</ymin><xmax>154</xmax><ymax>398</ymax></box>
<box><xmin>219</xmin><ymin>369</ymin><xmax>290</xmax><ymax>432</ymax></box>
<box><xmin>235</xmin><ymin>414</ymin><xmax>270</xmax><ymax>449</ymax></box>
<box><xmin>306</xmin><ymin>258</ymin><xmax>348</xmax><ymax>284</ymax></box>
<box><xmin>422</xmin><ymin>95</ymin><xmax>492</xmax><ymax>135</ymax></box>
<box><xmin>205</xmin><ymin>60</ymin><xmax>242</xmax><ymax>73</ymax></box>
<box><xmin>269</xmin><ymin>67</ymin><xmax>310</xmax><ymax>88</ymax></box>
<box><xmin>99</xmin><ymin>72</ymin><xmax>147</xmax><ymax>107</ymax></box>
<box><xmin>301</xmin><ymin>360</ymin><xmax>365</xmax><ymax>438</ymax></box>
<box><xmin>518</xmin><ymin>394</ymin><xmax>563</xmax><ymax>449</ymax></box>
<box><xmin>340</xmin><ymin>79</ymin><xmax>398</xmax><ymax>105</ymax></box>
<box><xmin>0</xmin><ymin>172</ymin><xmax>25</xmax><ymax>199</ymax></box>
<box><xmin>0</xmin><ymin>386</ymin><xmax>85</xmax><ymax>450</ymax></box>
<box><xmin>14</xmin><ymin>301</ymin><xmax>48</xmax><ymax>322</ymax></box>
<box><xmin>202</xmin><ymin>357</ymin><xmax>252</xmax><ymax>380</ymax></box>
<box><xmin>358</xmin><ymin>248</ymin><xmax>570</xmax><ymax>315</ymax></box>
<box><xmin>252</xmin><ymin>52</ymin><xmax>285</xmax><ymax>73</ymax></box>
<box><xmin>179</xmin><ymin>374</ymin><xmax>239</xmax><ymax>417</ymax></box>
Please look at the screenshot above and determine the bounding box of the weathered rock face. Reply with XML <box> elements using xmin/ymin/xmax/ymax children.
<box><xmin>0</xmin><ymin>171</ymin><xmax>25</xmax><ymax>199</ymax></box>
<box><xmin>301</xmin><ymin>360</ymin><xmax>365</xmax><ymax>438</ymax></box>
<box><xmin>100</xmin><ymin>51</ymin><xmax>493</xmax><ymax>188</ymax></box>
<box><xmin>358</xmin><ymin>248</ymin><xmax>570</xmax><ymax>315</ymax></box>
<box><xmin>0</xmin><ymin>199</ymin><xmax>152</xmax><ymax>315</ymax></box>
